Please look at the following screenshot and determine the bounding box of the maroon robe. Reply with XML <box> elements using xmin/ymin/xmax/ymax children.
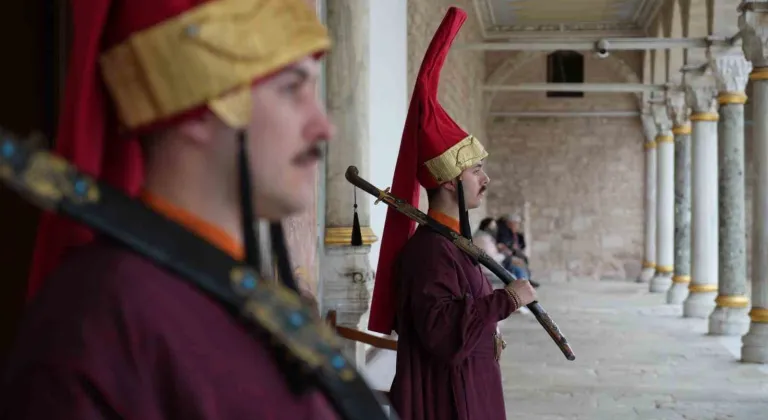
<box><xmin>0</xmin><ymin>238</ymin><xmax>339</xmax><ymax>419</ymax></box>
<box><xmin>389</xmin><ymin>226</ymin><xmax>516</xmax><ymax>420</ymax></box>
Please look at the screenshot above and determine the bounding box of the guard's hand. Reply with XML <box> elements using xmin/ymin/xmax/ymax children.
<box><xmin>505</xmin><ymin>279</ymin><xmax>537</xmax><ymax>308</ymax></box>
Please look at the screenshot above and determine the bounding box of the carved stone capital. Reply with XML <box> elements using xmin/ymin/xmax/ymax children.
<box><xmin>666</xmin><ymin>90</ymin><xmax>691</xmax><ymax>128</ymax></box>
<box><xmin>683</xmin><ymin>69</ymin><xmax>719</xmax><ymax>114</ymax></box>
<box><xmin>651</xmin><ymin>103</ymin><xmax>672</xmax><ymax>134</ymax></box>
<box><xmin>641</xmin><ymin>112</ymin><xmax>657</xmax><ymax>142</ymax></box>
<box><xmin>739</xmin><ymin>0</ymin><xmax>768</xmax><ymax>68</ymax></box>
<box><xmin>711</xmin><ymin>52</ymin><xmax>753</xmax><ymax>93</ymax></box>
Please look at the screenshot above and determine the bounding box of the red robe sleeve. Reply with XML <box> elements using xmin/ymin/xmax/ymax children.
<box><xmin>404</xmin><ymin>239</ymin><xmax>516</xmax><ymax>365</ymax></box>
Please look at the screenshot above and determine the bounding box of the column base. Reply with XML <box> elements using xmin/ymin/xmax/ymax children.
<box><xmin>636</xmin><ymin>266</ymin><xmax>655</xmax><ymax>283</ymax></box>
<box><xmin>742</xmin><ymin>322</ymin><xmax>768</xmax><ymax>364</ymax></box>
<box><xmin>666</xmin><ymin>279</ymin><xmax>689</xmax><ymax>304</ymax></box>
<box><xmin>708</xmin><ymin>306</ymin><xmax>750</xmax><ymax>336</ymax></box>
<box><xmin>683</xmin><ymin>288</ymin><xmax>717</xmax><ymax>319</ymax></box>
<box><xmin>649</xmin><ymin>271</ymin><xmax>672</xmax><ymax>293</ymax></box>
<box><xmin>319</xmin><ymin>245</ymin><xmax>374</xmax><ymax>367</ymax></box>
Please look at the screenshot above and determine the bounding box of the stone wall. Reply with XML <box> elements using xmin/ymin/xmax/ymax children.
<box><xmin>484</xmin><ymin>52</ymin><xmax>646</xmax><ymax>282</ymax></box>
<box><xmin>408</xmin><ymin>0</ymin><xmax>488</xmax><ymax>221</ymax></box>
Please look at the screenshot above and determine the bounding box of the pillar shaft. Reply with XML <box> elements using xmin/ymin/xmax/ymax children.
<box><xmin>743</xmin><ymin>68</ymin><xmax>768</xmax><ymax>362</ymax></box>
<box><xmin>320</xmin><ymin>0</ymin><xmax>373</xmax><ymax>366</ymax></box>
<box><xmin>650</xmin><ymin>104</ymin><xmax>675</xmax><ymax>293</ymax></box>
<box><xmin>668</xmin><ymin>123</ymin><xmax>692</xmax><ymax>304</ymax></box>
<box><xmin>739</xmin><ymin>4</ymin><xmax>768</xmax><ymax>362</ymax></box>
<box><xmin>666</xmin><ymin>90</ymin><xmax>692</xmax><ymax>304</ymax></box>
<box><xmin>709</xmin><ymin>52</ymin><xmax>752</xmax><ymax>335</ymax></box>
<box><xmin>683</xmin><ymin>71</ymin><xmax>720</xmax><ymax>318</ymax></box>
<box><xmin>638</xmin><ymin>113</ymin><xmax>658</xmax><ymax>283</ymax></box>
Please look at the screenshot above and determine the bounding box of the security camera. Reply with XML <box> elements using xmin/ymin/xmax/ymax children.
<box><xmin>595</xmin><ymin>40</ymin><xmax>610</xmax><ymax>58</ymax></box>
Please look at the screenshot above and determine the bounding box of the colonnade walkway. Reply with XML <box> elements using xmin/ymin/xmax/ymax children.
<box><xmin>499</xmin><ymin>281</ymin><xmax>768</xmax><ymax>419</ymax></box>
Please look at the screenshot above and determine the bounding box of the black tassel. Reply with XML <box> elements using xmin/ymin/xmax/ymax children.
<box><xmin>351</xmin><ymin>186</ymin><xmax>363</xmax><ymax>246</ymax></box>
<box><xmin>237</xmin><ymin>132</ymin><xmax>260</xmax><ymax>269</ymax></box>
<box><xmin>239</xmin><ymin>132</ymin><xmax>309</xmax><ymax>396</ymax></box>
<box><xmin>269</xmin><ymin>221</ymin><xmax>299</xmax><ymax>292</ymax></box>
<box><xmin>456</xmin><ymin>178</ymin><xmax>473</xmax><ymax>240</ymax></box>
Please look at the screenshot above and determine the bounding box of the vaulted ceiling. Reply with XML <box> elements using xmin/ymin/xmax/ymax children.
<box><xmin>473</xmin><ymin>0</ymin><xmax>662</xmax><ymax>38</ymax></box>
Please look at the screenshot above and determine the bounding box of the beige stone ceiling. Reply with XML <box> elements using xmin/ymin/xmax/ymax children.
<box><xmin>473</xmin><ymin>0</ymin><xmax>660</xmax><ymax>37</ymax></box>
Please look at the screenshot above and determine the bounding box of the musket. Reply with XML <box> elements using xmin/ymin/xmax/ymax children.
<box><xmin>345</xmin><ymin>165</ymin><xmax>575</xmax><ymax>361</ymax></box>
<box><xmin>0</xmin><ymin>131</ymin><xmax>394</xmax><ymax>420</ymax></box>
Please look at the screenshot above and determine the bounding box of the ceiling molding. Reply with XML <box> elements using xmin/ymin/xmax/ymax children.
<box><xmin>472</xmin><ymin>0</ymin><xmax>651</xmax><ymax>39</ymax></box>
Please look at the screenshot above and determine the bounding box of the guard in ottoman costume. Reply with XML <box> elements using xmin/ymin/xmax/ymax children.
<box><xmin>366</xmin><ymin>7</ymin><xmax>537</xmax><ymax>420</ymax></box>
<box><xmin>1</xmin><ymin>0</ymin><xmax>346</xmax><ymax>417</ymax></box>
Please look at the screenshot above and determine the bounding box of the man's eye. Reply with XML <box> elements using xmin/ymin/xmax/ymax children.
<box><xmin>281</xmin><ymin>81</ymin><xmax>302</xmax><ymax>94</ymax></box>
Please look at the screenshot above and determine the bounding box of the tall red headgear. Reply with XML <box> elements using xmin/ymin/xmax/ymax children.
<box><xmin>367</xmin><ymin>7</ymin><xmax>488</xmax><ymax>334</ymax></box>
<box><xmin>26</xmin><ymin>0</ymin><xmax>330</xmax><ymax>300</ymax></box>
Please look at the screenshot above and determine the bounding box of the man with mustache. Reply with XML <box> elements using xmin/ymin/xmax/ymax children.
<box><xmin>1</xmin><ymin>0</ymin><xmax>342</xmax><ymax>418</ymax></box>
<box><xmin>367</xmin><ymin>7</ymin><xmax>537</xmax><ymax>420</ymax></box>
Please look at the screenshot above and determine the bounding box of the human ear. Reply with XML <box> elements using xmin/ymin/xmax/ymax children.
<box><xmin>176</xmin><ymin>113</ymin><xmax>219</xmax><ymax>147</ymax></box>
<box><xmin>443</xmin><ymin>180</ymin><xmax>457</xmax><ymax>193</ymax></box>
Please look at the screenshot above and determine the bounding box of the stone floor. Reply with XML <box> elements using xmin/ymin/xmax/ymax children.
<box><xmin>363</xmin><ymin>281</ymin><xmax>768</xmax><ymax>419</ymax></box>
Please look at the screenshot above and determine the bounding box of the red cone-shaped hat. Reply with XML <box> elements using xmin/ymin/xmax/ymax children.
<box><xmin>367</xmin><ymin>6</ymin><xmax>488</xmax><ymax>334</ymax></box>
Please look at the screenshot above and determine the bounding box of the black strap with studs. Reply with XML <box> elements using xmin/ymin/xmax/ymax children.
<box><xmin>0</xmin><ymin>133</ymin><xmax>394</xmax><ymax>420</ymax></box>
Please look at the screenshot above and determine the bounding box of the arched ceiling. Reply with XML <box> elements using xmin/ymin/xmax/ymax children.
<box><xmin>473</xmin><ymin>0</ymin><xmax>661</xmax><ymax>38</ymax></box>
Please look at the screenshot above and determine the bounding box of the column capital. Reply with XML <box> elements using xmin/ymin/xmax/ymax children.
<box><xmin>666</xmin><ymin>90</ymin><xmax>691</xmax><ymax>129</ymax></box>
<box><xmin>641</xmin><ymin>112</ymin><xmax>657</xmax><ymax>143</ymax></box>
<box><xmin>683</xmin><ymin>68</ymin><xmax>719</xmax><ymax>116</ymax></box>
<box><xmin>739</xmin><ymin>0</ymin><xmax>768</xmax><ymax>68</ymax></box>
<box><xmin>651</xmin><ymin>102</ymin><xmax>673</xmax><ymax>135</ymax></box>
<box><xmin>710</xmin><ymin>52</ymin><xmax>753</xmax><ymax>99</ymax></box>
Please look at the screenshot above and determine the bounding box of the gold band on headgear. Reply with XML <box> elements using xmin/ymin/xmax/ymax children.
<box><xmin>100</xmin><ymin>0</ymin><xmax>330</xmax><ymax>130</ymax></box>
<box><xmin>424</xmin><ymin>135</ymin><xmax>488</xmax><ymax>184</ymax></box>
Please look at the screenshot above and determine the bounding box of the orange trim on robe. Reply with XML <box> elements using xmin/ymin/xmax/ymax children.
<box><xmin>427</xmin><ymin>209</ymin><xmax>460</xmax><ymax>234</ymax></box>
<box><xmin>140</xmin><ymin>191</ymin><xmax>244</xmax><ymax>261</ymax></box>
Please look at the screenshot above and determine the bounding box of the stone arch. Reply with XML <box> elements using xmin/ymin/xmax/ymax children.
<box><xmin>651</xmin><ymin>22</ymin><xmax>667</xmax><ymax>84</ymax></box>
<box><xmin>484</xmin><ymin>51</ymin><xmax>644</xmax><ymax>114</ymax></box>
<box><xmin>666</xmin><ymin>0</ymin><xmax>684</xmax><ymax>84</ymax></box>
<box><xmin>685</xmin><ymin>0</ymin><xmax>710</xmax><ymax>64</ymax></box>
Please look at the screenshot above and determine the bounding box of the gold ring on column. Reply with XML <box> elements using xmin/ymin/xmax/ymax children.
<box><xmin>672</xmin><ymin>275</ymin><xmax>691</xmax><ymax>284</ymax></box>
<box><xmin>717</xmin><ymin>92</ymin><xmax>748</xmax><ymax>105</ymax></box>
<box><xmin>690</xmin><ymin>112</ymin><xmax>719</xmax><ymax>122</ymax></box>
<box><xmin>656</xmin><ymin>265</ymin><xmax>674</xmax><ymax>274</ymax></box>
<box><xmin>672</xmin><ymin>125</ymin><xmax>691</xmax><ymax>135</ymax></box>
<box><xmin>643</xmin><ymin>141</ymin><xmax>656</xmax><ymax>150</ymax></box>
<box><xmin>655</xmin><ymin>135</ymin><xmax>674</xmax><ymax>143</ymax></box>
<box><xmin>749</xmin><ymin>67</ymin><xmax>768</xmax><ymax>81</ymax></box>
<box><xmin>714</xmin><ymin>295</ymin><xmax>750</xmax><ymax>308</ymax></box>
<box><xmin>324</xmin><ymin>226</ymin><xmax>378</xmax><ymax>246</ymax></box>
<box><xmin>688</xmin><ymin>283</ymin><xmax>718</xmax><ymax>293</ymax></box>
<box><xmin>642</xmin><ymin>261</ymin><xmax>656</xmax><ymax>269</ymax></box>
<box><xmin>748</xmin><ymin>308</ymin><xmax>768</xmax><ymax>323</ymax></box>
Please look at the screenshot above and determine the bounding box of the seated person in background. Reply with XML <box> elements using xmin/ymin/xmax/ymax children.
<box><xmin>496</xmin><ymin>214</ymin><xmax>528</xmax><ymax>263</ymax></box>
<box><xmin>475</xmin><ymin>217</ymin><xmax>537</xmax><ymax>288</ymax></box>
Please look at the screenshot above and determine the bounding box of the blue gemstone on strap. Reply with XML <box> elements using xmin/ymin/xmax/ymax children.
<box><xmin>331</xmin><ymin>354</ymin><xmax>345</xmax><ymax>369</ymax></box>
<box><xmin>241</xmin><ymin>274</ymin><xmax>256</xmax><ymax>290</ymax></box>
<box><xmin>1</xmin><ymin>141</ymin><xmax>14</xmax><ymax>158</ymax></box>
<box><xmin>289</xmin><ymin>312</ymin><xmax>304</xmax><ymax>327</ymax></box>
<box><xmin>73</xmin><ymin>179</ymin><xmax>88</xmax><ymax>195</ymax></box>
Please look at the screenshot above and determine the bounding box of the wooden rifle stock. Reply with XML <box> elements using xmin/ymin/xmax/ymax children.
<box><xmin>345</xmin><ymin>165</ymin><xmax>575</xmax><ymax>361</ymax></box>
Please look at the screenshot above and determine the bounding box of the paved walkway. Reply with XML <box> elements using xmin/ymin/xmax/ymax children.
<box><xmin>498</xmin><ymin>281</ymin><xmax>768</xmax><ymax>420</ymax></box>
<box><xmin>363</xmin><ymin>281</ymin><xmax>768</xmax><ymax>419</ymax></box>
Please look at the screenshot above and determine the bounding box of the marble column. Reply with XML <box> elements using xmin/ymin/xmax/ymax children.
<box><xmin>709</xmin><ymin>52</ymin><xmax>752</xmax><ymax>335</ymax></box>
<box><xmin>638</xmin><ymin>112</ymin><xmax>658</xmax><ymax>283</ymax></box>
<box><xmin>740</xmin><ymin>3</ymin><xmax>768</xmax><ymax>362</ymax></box>
<box><xmin>321</xmin><ymin>0</ymin><xmax>376</xmax><ymax>366</ymax></box>
<box><xmin>650</xmin><ymin>102</ymin><xmax>675</xmax><ymax>293</ymax></box>
<box><xmin>683</xmin><ymin>68</ymin><xmax>720</xmax><ymax>319</ymax></box>
<box><xmin>666</xmin><ymin>91</ymin><xmax>692</xmax><ymax>304</ymax></box>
